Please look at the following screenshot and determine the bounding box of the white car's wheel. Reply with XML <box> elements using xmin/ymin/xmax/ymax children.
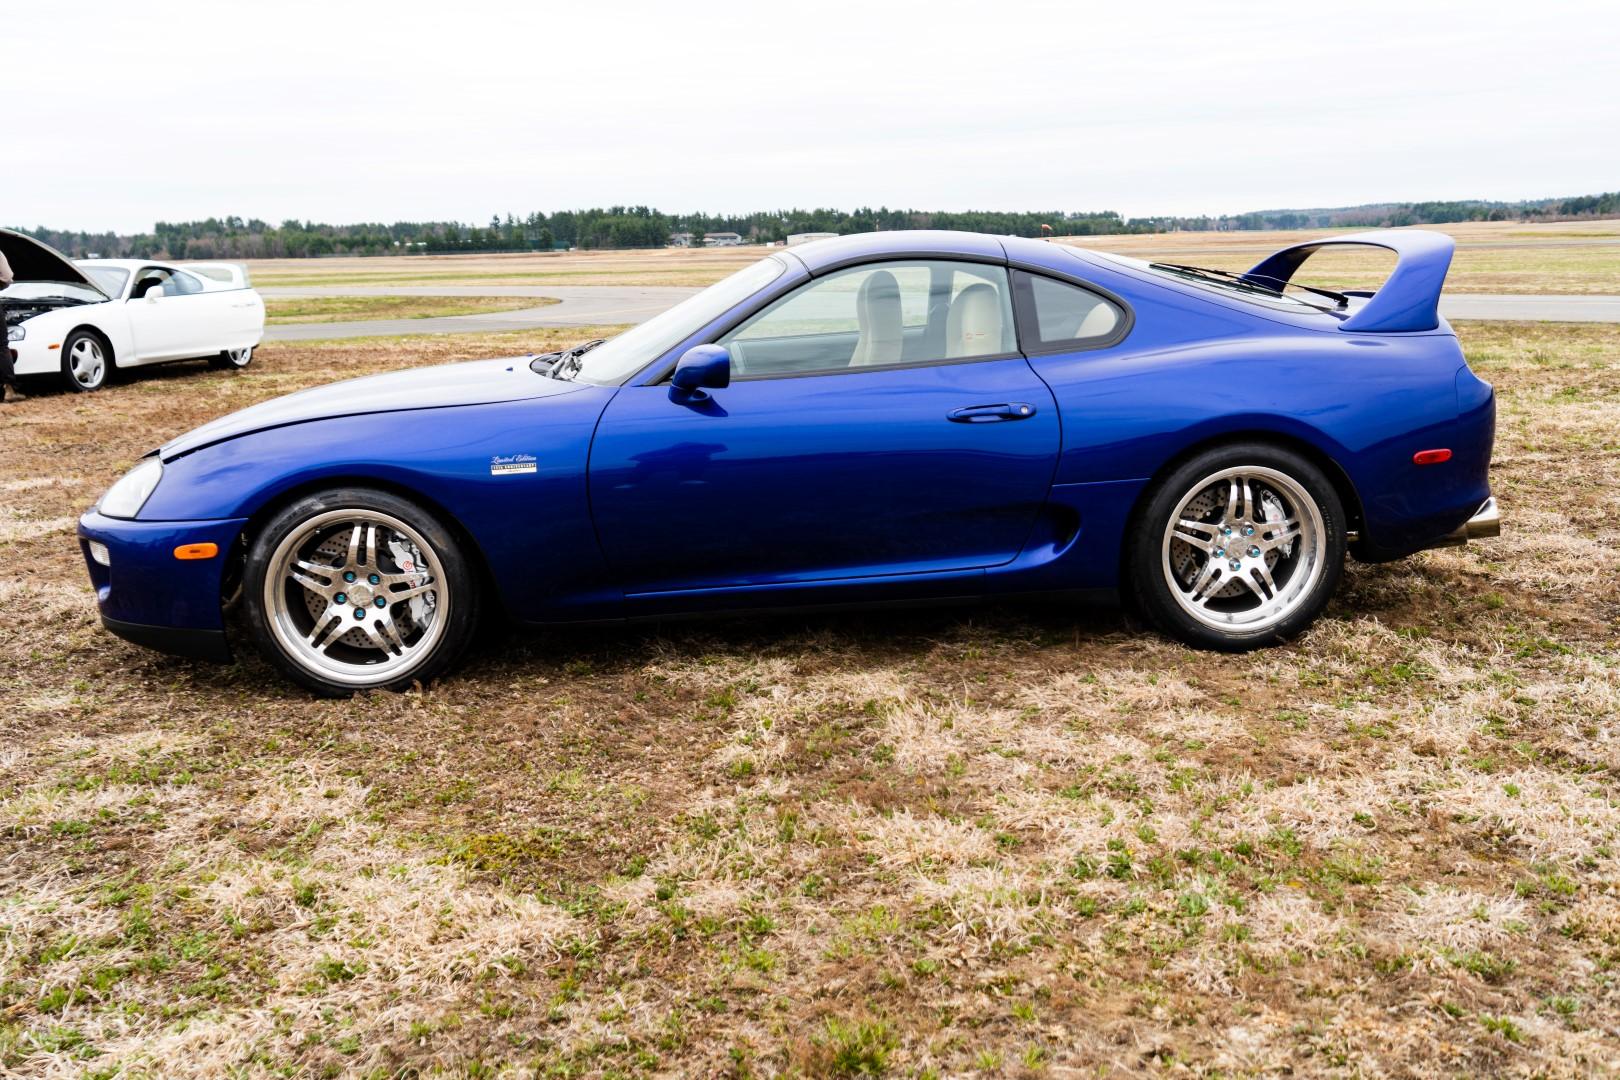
<box><xmin>60</xmin><ymin>330</ymin><xmax>110</xmax><ymax>392</ymax></box>
<box><xmin>210</xmin><ymin>346</ymin><xmax>254</xmax><ymax>371</ymax></box>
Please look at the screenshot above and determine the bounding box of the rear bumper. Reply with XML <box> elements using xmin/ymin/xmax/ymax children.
<box><xmin>1429</xmin><ymin>497</ymin><xmax>1501</xmax><ymax>548</ymax></box>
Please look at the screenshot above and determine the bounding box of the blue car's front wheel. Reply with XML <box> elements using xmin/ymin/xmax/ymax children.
<box><xmin>243</xmin><ymin>488</ymin><xmax>481</xmax><ymax>695</ymax></box>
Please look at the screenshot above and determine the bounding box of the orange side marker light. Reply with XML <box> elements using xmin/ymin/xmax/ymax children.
<box><xmin>174</xmin><ymin>542</ymin><xmax>219</xmax><ymax>560</ymax></box>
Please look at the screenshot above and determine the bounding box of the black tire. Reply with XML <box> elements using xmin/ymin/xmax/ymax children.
<box><xmin>242</xmin><ymin>487</ymin><xmax>481</xmax><ymax>696</ymax></box>
<box><xmin>1127</xmin><ymin>443</ymin><xmax>1346</xmax><ymax>651</ymax></box>
<box><xmin>60</xmin><ymin>329</ymin><xmax>111</xmax><ymax>392</ymax></box>
<box><xmin>210</xmin><ymin>346</ymin><xmax>254</xmax><ymax>371</ymax></box>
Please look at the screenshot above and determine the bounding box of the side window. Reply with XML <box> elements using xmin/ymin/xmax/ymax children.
<box><xmin>1013</xmin><ymin>271</ymin><xmax>1125</xmax><ymax>352</ymax></box>
<box><xmin>168</xmin><ymin>270</ymin><xmax>205</xmax><ymax>295</ymax></box>
<box><xmin>131</xmin><ymin>267</ymin><xmax>173</xmax><ymax>299</ymax></box>
<box><xmin>718</xmin><ymin>259</ymin><xmax>1016</xmax><ymax>377</ymax></box>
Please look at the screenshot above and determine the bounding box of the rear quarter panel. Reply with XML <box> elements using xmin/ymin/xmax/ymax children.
<box><xmin>1023</xmin><ymin>260</ymin><xmax>1483</xmax><ymax>563</ymax></box>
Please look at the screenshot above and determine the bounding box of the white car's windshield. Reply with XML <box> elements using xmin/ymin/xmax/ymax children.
<box><xmin>82</xmin><ymin>266</ymin><xmax>130</xmax><ymax>297</ymax></box>
<box><xmin>572</xmin><ymin>256</ymin><xmax>786</xmax><ymax>385</ymax></box>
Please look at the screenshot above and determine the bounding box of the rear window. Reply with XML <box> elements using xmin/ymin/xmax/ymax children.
<box><xmin>1091</xmin><ymin>251</ymin><xmax>1332</xmax><ymax>313</ymax></box>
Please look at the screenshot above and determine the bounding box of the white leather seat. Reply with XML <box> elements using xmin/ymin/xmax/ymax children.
<box><xmin>1074</xmin><ymin>299</ymin><xmax>1119</xmax><ymax>339</ymax></box>
<box><xmin>946</xmin><ymin>283</ymin><xmax>1004</xmax><ymax>358</ymax></box>
<box><xmin>849</xmin><ymin>271</ymin><xmax>904</xmax><ymax>367</ymax></box>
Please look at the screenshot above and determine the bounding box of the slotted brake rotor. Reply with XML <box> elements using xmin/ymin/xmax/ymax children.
<box><xmin>1170</xmin><ymin>483</ymin><xmax>1292</xmax><ymax>598</ymax></box>
<box><xmin>300</xmin><ymin>530</ymin><xmax>434</xmax><ymax>648</ymax></box>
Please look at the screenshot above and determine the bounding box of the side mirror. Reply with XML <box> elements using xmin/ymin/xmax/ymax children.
<box><xmin>143</xmin><ymin>285</ymin><xmax>165</xmax><ymax>302</ymax></box>
<box><xmin>669</xmin><ymin>344</ymin><xmax>730</xmax><ymax>403</ymax></box>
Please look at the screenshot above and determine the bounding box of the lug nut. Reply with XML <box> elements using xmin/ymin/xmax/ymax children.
<box><xmin>368</xmin><ymin>573</ymin><xmax>380</xmax><ymax>585</ymax></box>
<box><xmin>1244</xmin><ymin>526</ymin><xmax>1255</xmax><ymax>537</ymax></box>
<box><xmin>1214</xmin><ymin>547</ymin><xmax>1225</xmax><ymax>558</ymax></box>
<box><xmin>343</xmin><ymin>571</ymin><xmax>357</xmax><ymax>583</ymax></box>
<box><xmin>375</xmin><ymin>597</ymin><xmax>386</xmax><ymax>608</ymax></box>
<box><xmin>353</xmin><ymin>608</ymin><xmax>366</xmax><ymax>619</ymax></box>
<box><xmin>334</xmin><ymin>592</ymin><xmax>347</xmax><ymax>605</ymax></box>
<box><xmin>1229</xmin><ymin>559</ymin><xmax>1241</xmax><ymax>570</ymax></box>
<box><xmin>1249</xmin><ymin>546</ymin><xmax>1261</xmax><ymax>557</ymax></box>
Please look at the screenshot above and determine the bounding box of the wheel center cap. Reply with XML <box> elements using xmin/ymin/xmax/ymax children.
<box><xmin>348</xmin><ymin>583</ymin><xmax>374</xmax><ymax>606</ymax></box>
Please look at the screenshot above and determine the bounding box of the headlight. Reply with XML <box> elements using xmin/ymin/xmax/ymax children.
<box><xmin>99</xmin><ymin>458</ymin><xmax>163</xmax><ymax>519</ymax></box>
<box><xmin>5</xmin><ymin>325</ymin><xmax>22</xmax><ymax>342</ymax></box>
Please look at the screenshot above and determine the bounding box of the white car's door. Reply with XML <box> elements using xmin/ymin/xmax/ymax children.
<box><xmin>127</xmin><ymin>267</ymin><xmax>234</xmax><ymax>359</ymax></box>
<box><xmin>125</xmin><ymin>267</ymin><xmax>190</xmax><ymax>361</ymax></box>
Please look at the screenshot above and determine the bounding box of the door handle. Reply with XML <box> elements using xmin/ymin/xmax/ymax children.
<box><xmin>947</xmin><ymin>402</ymin><xmax>1037</xmax><ymax>423</ymax></box>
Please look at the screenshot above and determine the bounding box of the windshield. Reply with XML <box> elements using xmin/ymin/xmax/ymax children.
<box><xmin>572</xmin><ymin>256</ymin><xmax>786</xmax><ymax>385</ymax></box>
<box><xmin>0</xmin><ymin>280</ymin><xmax>105</xmax><ymax>303</ymax></box>
<box><xmin>82</xmin><ymin>266</ymin><xmax>130</xmax><ymax>297</ymax></box>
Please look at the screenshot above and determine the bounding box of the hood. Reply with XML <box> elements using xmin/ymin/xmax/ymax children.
<box><xmin>160</xmin><ymin>357</ymin><xmax>591</xmax><ymax>460</ymax></box>
<box><xmin>0</xmin><ymin>228</ymin><xmax>109</xmax><ymax>298</ymax></box>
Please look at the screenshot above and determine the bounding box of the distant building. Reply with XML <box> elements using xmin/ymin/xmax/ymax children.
<box><xmin>787</xmin><ymin>232</ymin><xmax>838</xmax><ymax>246</ymax></box>
<box><xmin>703</xmin><ymin>231</ymin><xmax>744</xmax><ymax>247</ymax></box>
<box><xmin>668</xmin><ymin>232</ymin><xmax>695</xmax><ymax>248</ymax></box>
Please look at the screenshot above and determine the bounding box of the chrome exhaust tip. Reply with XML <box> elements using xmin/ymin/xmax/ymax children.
<box><xmin>1435</xmin><ymin>497</ymin><xmax>1501</xmax><ymax>547</ymax></box>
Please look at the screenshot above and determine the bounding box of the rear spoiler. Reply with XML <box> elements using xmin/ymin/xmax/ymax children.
<box><xmin>1241</xmin><ymin>229</ymin><xmax>1454</xmax><ymax>333</ymax></box>
<box><xmin>181</xmin><ymin>262</ymin><xmax>252</xmax><ymax>290</ymax></box>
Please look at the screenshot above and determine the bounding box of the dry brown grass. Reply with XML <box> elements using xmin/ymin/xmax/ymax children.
<box><xmin>263</xmin><ymin>295</ymin><xmax>554</xmax><ymax>325</ymax></box>
<box><xmin>1056</xmin><ymin>218</ymin><xmax>1620</xmax><ymax>296</ymax></box>
<box><xmin>248</xmin><ymin>246</ymin><xmax>768</xmax><ymax>289</ymax></box>
<box><xmin>2</xmin><ymin>321</ymin><xmax>1619</xmax><ymax>1077</ymax></box>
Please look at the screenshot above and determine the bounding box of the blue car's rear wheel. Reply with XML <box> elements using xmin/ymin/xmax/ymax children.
<box><xmin>1130</xmin><ymin>444</ymin><xmax>1345</xmax><ymax>650</ymax></box>
<box><xmin>243</xmin><ymin>488</ymin><xmax>480</xmax><ymax>695</ymax></box>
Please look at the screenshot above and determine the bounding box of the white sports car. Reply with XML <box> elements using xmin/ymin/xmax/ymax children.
<box><xmin>2</xmin><ymin>228</ymin><xmax>265</xmax><ymax>392</ymax></box>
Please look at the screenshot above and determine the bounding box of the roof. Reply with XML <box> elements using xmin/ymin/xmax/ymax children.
<box><xmin>782</xmin><ymin>230</ymin><xmax>1010</xmax><ymax>274</ymax></box>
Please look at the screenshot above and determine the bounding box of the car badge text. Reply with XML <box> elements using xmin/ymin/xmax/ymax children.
<box><xmin>490</xmin><ymin>453</ymin><xmax>538</xmax><ymax>476</ymax></box>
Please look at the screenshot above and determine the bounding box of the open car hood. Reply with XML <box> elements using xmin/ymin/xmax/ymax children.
<box><xmin>160</xmin><ymin>357</ymin><xmax>592</xmax><ymax>460</ymax></box>
<box><xmin>0</xmin><ymin>228</ymin><xmax>109</xmax><ymax>298</ymax></box>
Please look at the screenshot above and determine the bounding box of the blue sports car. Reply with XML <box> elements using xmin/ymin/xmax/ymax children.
<box><xmin>78</xmin><ymin>229</ymin><xmax>1498</xmax><ymax>695</ymax></box>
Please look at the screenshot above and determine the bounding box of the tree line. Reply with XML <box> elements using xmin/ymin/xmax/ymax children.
<box><xmin>15</xmin><ymin>192</ymin><xmax>1617</xmax><ymax>260</ymax></box>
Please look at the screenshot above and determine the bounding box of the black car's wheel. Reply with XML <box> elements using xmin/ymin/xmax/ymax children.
<box><xmin>210</xmin><ymin>346</ymin><xmax>254</xmax><ymax>371</ymax></box>
<box><xmin>243</xmin><ymin>487</ymin><xmax>480</xmax><ymax>696</ymax></box>
<box><xmin>60</xmin><ymin>329</ymin><xmax>111</xmax><ymax>392</ymax></box>
<box><xmin>1128</xmin><ymin>443</ymin><xmax>1345</xmax><ymax>651</ymax></box>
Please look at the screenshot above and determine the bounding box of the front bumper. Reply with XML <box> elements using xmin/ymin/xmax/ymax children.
<box><xmin>78</xmin><ymin>510</ymin><xmax>247</xmax><ymax>661</ymax></box>
<box><xmin>1431</xmin><ymin>497</ymin><xmax>1501</xmax><ymax>548</ymax></box>
<box><xmin>10</xmin><ymin>337</ymin><xmax>59</xmax><ymax>377</ymax></box>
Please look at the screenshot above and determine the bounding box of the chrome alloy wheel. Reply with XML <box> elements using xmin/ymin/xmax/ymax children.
<box><xmin>225</xmin><ymin>347</ymin><xmax>252</xmax><ymax>367</ymax></box>
<box><xmin>1161</xmin><ymin>465</ymin><xmax>1327</xmax><ymax>634</ymax></box>
<box><xmin>263</xmin><ymin>508</ymin><xmax>448</xmax><ymax>687</ymax></box>
<box><xmin>69</xmin><ymin>336</ymin><xmax>107</xmax><ymax>388</ymax></box>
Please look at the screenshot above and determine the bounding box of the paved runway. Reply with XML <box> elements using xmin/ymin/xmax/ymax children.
<box><xmin>260</xmin><ymin>284</ymin><xmax>1620</xmax><ymax>342</ymax></box>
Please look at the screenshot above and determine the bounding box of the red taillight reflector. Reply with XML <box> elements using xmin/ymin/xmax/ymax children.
<box><xmin>173</xmin><ymin>542</ymin><xmax>219</xmax><ymax>560</ymax></box>
<box><xmin>1413</xmin><ymin>449</ymin><xmax>1452</xmax><ymax>465</ymax></box>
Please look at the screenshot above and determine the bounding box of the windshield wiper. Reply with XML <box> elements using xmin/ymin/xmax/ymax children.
<box><xmin>535</xmin><ymin>338</ymin><xmax>606</xmax><ymax>381</ymax></box>
<box><xmin>1151</xmin><ymin>262</ymin><xmax>1350</xmax><ymax>310</ymax></box>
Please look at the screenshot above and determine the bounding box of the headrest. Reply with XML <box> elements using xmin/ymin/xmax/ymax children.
<box><xmin>851</xmin><ymin>270</ymin><xmax>904</xmax><ymax>367</ymax></box>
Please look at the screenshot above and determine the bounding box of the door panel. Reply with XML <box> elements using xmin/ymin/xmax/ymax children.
<box><xmin>589</xmin><ymin>357</ymin><xmax>1060</xmax><ymax>596</ymax></box>
<box><xmin>125</xmin><ymin>294</ymin><xmax>188</xmax><ymax>361</ymax></box>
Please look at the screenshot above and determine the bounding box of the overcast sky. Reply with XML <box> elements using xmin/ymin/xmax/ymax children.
<box><xmin>10</xmin><ymin>1</ymin><xmax>1618</xmax><ymax>233</ymax></box>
